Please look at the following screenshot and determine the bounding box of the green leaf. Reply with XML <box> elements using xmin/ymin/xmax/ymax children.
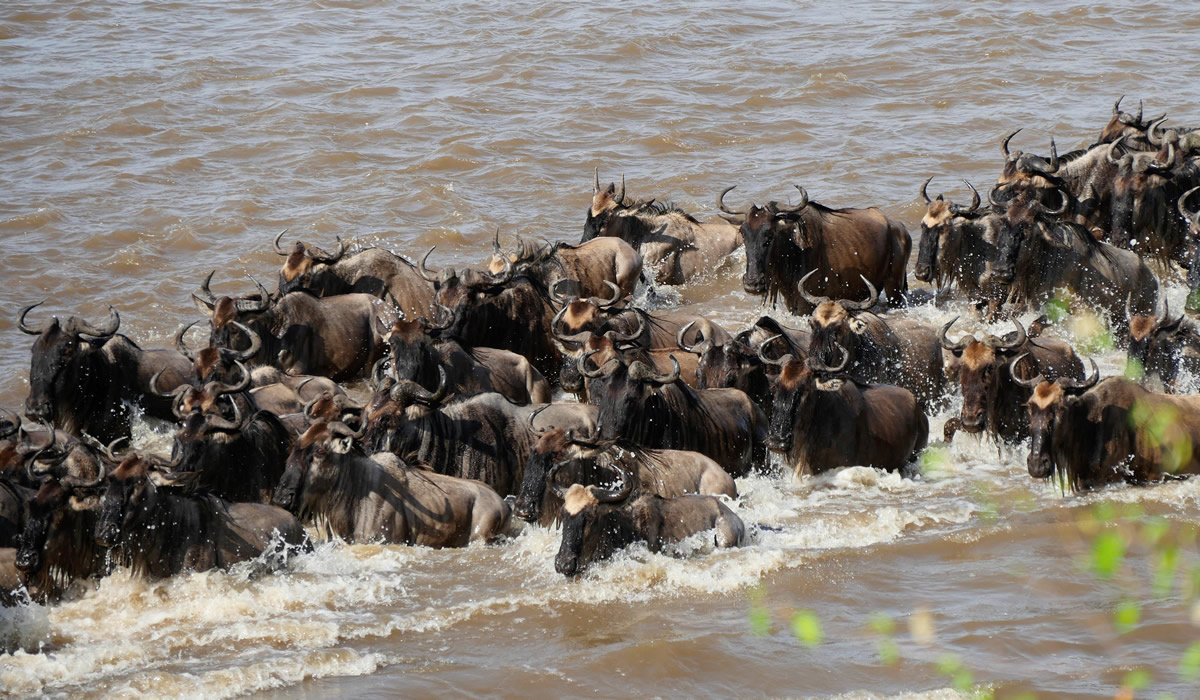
<box><xmin>1113</xmin><ymin>600</ymin><xmax>1140</xmax><ymax>634</ymax></box>
<box><xmin>1154</xmin><ymin>546</ymin><xmax>1180</xmax><ymax>597</ymax></box>
<box><xmin>748</xmin><ymin>605</ymin><xmax>770</xmax><ymax>636</ymax></box>
<box><xmin>877</xmin><ymin>639</ymin><xmax>899</xmax><ymax>666</ymax></box>
<box><xmin>869</xmin><ymin>612</ymin><xmax>896</xmax><ymax>636</ymax></box>
<box><xmin>790</xmin><ymin>609</ymin><xmax>824</xmax><ymax>647</ymax></box>
<box><xmin>1092</xmin><ymin>530</ymin><xmax>1125</xmax><ymax>580</ymax></box>
<box><xmin>1179</xmin><ymin>641</ymin><xmax>1200</xmax><ymax>682</ymax></box>
<box><xmin>1123</xmin><ymin>668</ymin><xmax>1152</xmax><ymax>690</ymax></box>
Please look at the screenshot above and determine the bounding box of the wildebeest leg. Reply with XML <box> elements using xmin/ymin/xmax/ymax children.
<box><xmin>470</xmin><ymin>496</ymin><xmax>510</xmax><ymax>543</ymax></box>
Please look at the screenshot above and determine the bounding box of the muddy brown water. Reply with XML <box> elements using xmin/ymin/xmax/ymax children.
<box><xmin>2</xmin><ymin>2</ymin><xmax>1200</xmax><ymax>697</ymax></box>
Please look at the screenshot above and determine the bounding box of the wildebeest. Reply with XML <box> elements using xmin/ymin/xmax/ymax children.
<box><xmin>917</xmin><ymin>180</ymin><xmax>1012</xmax><ymax>315</ymax></box>
<box><xmin>1179</xmin><ymin>186</ymin><xmax>1200</xmax><ymax>313</ymax></box>
<box><xmin>19</xmin><ymin>302</ymin><xmax>191</xmax><ymax>442</ymax></box>
<box><xmin>364</xmin><ymin>372</ymin><xmax>598</xmax><ymax>497</ymax></box>
<box><xmin>676</xmin><ymin>322</ymin><xmax>773</xmax><ymax>415</ymax></box>
<box><xmin>94</xmin><ymin>451</ymin><xmax>308</xmax><ymax>579</ymax></box>
<box><xmin>273</xmin><ymin>420</ymin><xmax>509</xmax><ymax>546</ymax></box>
<box><xmin>721</xmin><ymin>185</ymin><xmax>910</xmax><ymax>315</ymax></box>
<box><xmin>273</xmin><ymin>230</ymin><xmax>435</xmax><ymax>319</ymax></box>
<box><xmin>1127</xmin><ymin>299</ymin><xmax>1200</xmax><ymax>393</ymax></box>
<box><xmin>993</xmin><ymin>130</ymin><xmax>1122</xmax><ymax>233</ymax></box>
<box><xmin>940</xmin><ymin>317</ymin><xmax>1083</xmax><ymax>442</ymax></box>
<box><xmin>381</xmin><ymin>317</ymin><xmax>550</xmax><ymax>404</ymax></box>
<box><xmin>992</xmin><ymin>192</ymin><xmax>1159</xmax><ymax>330</ymax></box>
<box><xmin>760</xmin><ymin>343</ymin><xmax>928</xmax><ymax>476</ymax></box>
<box><xmin>799</xmin><ymin>272</ymin><xmax>947</xmax><ymax>410</ymax></box>
<box><xmin>166</xmin><ymin>371</ymin><xmax>295</xmax><ymax>503</ymax></box>
<box><xmin>1018</xmin><ymin>364</ymin><xmax>1200</xmax><ymax>490</ymax></box>
<box><xmin>554</xmin><ymin>464</ymin><xmax>746</xmax><ymax>578</ymax></box>
<box><xmin>193</xmin><ymin>272</ymin><xmax>393</xmax><ymax>381</ymax></box>
<box><xmin>420</xmin><ymin>252</ymin><xmax>564</xmax><ymax>380</ymax></box>
<box><xmin>15</xmin><ymin>477</ymin><xmax>109</xmax><ymax>603</ymax></box>
<box><xmin>555</xmin><ymin>318</ymin><xmax>702</xmax><ymax>398</ymax></box>
<box><xmin>511</xmin><ymin>426</ymin><xmax>737</xmax><ymax>526</ymax></box>
<box><xmin>578</xmin><ymin>352</ymin><xmax>766</xmax><ymax>476</ymax></box>
<box><xmin>1097</xmin><ymin>97</ymin><xmax>1164</xmax><ymax>149</ymax></box>
<box><xmin>583</xmin><ymin>171</ymin><xmax>743</xmax><ymax>285</ymax></box>
<box><xmin>1106</xmin><ymin>136</ymin><xmax>1196</xmax><ymax>265</ymax></box>
<box><xmin>485</xmin><ymin>231</ymin><xmax>642</xmax><ymax>300</ymax></box>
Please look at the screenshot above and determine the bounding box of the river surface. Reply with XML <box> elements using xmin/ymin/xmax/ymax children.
<box><xmin>2</xmin><ymin>2</ymin><xmax>1200</xmax><ymax>698</ymax></box>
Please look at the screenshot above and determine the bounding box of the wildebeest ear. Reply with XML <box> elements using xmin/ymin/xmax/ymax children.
<box><xmin>815</xmin><ymin>377</ymin><xmax>843</xmax><ymax>392</ymax></box>
<box><xmin>332</xmin><ymin>437</ymin><xmax>353</xmax><ymax>455</ymax></box>
<box><xmin>791</xmin><ymin>220</ymin><xmax>813</xmax><ymax>250</ymax></box>
<box><xmin>848</xmin><ymin>317</ymin><xmax>867</xmax><ymax>334</ymax></box>
<box><xmin>192</xmin><ymin>295</ymin><xmax>216</xmax><ymax>317</ymax></box>
<box><xmin>68</xmin><ymin>493</ymin><xmax>100</xmax><ymax>511</ymax></box>
<box><xmin>149</xmin><ymin>469</ymin><xmax>201</xmax><ymax>489</ymax></box>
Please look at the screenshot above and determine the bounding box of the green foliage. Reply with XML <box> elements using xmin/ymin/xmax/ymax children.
<box><xmin>790</xmin><ymin>609</ymin><xmax>823</xmax><ymax>647</ymax></box>
<box><xmin>1091</xmin><ymin>530</ymin><xmax>1125</xmax><ymax>580</ymax></box>
<box><xmin>1113</xmin><ymin>599</ymin><xmax>1141</xmax><ymax>634</ymax></box>
<box><xmin>1180</xmin><ymin>641</ymin><xmax>1200</xmax><ymax>682</ymax></box>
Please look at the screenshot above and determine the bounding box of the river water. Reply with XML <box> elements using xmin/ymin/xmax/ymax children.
<box><xmin>2</xmin><ymin>1</ymin><xmax>1199</xmax><ymax>697</ymax></box>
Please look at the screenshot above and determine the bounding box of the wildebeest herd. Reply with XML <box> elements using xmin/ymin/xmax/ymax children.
<box><xmin>2</xmin><ymin>97</ymin><xmax>1200</xmax><ymax>607</ymax></box>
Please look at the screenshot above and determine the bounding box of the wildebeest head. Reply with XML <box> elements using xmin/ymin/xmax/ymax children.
<box><xmin>549</xmin><ymin>280</ymin><xmax>625</xmax><ymax>341</ymax></box>
<box><xmin>583</xmin><ymin>169</ymin><xmax>628</xmax><ymax>242</ymax></box>
<box><xmin>419</xmin><ymin>247</ymin><xmax>522</xmax><ymax>333</ymax></box>
<box><xmin>175</xmin><ymin>319</ymin><xmax>260</xmax><ymax>384</ymax></box>
<box><xmin>191</xmin><ymin>271</ymin><xmax>272</xmax><ymax>354</ymax></box>
<box><xmin>800</xmin><ymin>270</ymin><xmax>879</xmax><ymax>367</ymax></box>
<box><xmin>939</xmin><ymin>317</ymin><xmax>1028</xmax><ymax>435</ymax></box>
<box><xmin>15</xmin><ymin>479</ymin><xmax>90</xmax><ymax>574</ymax></box>
<box><xmin>579</xmin><ymin>350</ymin><xmax>680</xmax><ymax>441</ymax></box>
<box><xmin>1013</xmin><ymin>353</ymin><xmax>1099</xmax><ymax>479</ymax></box>
<box><xmin>992</xmin><ymin>189</ymin><xmax>1068</xmax><ymax>284</ymax></box>
<box><xmin>721</xmin><ymin>185</ymin><xmax>810</xmax><ymax>297</ymax></box>
<box><xmin>94</xmin><ymin>449</ymin><xmax>187</xmax><ymax>547</ymax></box>
<box><xmin>512</xmin><ymin>420</ymin><xmax>610</xmax><ymax>523</ymax></box>
<box><xmin>1127</xmin><ymin>298</ymin><xmax>1190</xmax><ymax>390</ymax></box>
<box><xmin>272</xmin><ymin>229</ymin><xmax>347</xmax><ymax>297</ymax></box>
<box><xmin>554</xmin><ymin>463</ymin><xmax>634</xmax><ymax>577</ymax></box>
<box><xmin>678</xmin><ymin>321</ymin><xmax>763</xmax><ymax>398</ymax></box>
<box><xmin>917</xmin><ymin>177</ymin><xmax>982</xmax><ymax>283</ymax></box>
<box><xmin>272</xmin><ymin>419</ymin><xmax>363</xmax><ymax>513</ymax></box>
<box><xmin>760</xmin><ymin>339</ymin><xmax>849</xmax><ymax>453</ymax></box>
<box><xmin>364</xmin><ymin>368</ymin><xmax>448</xmax><ymax>452</ymax></box>
<box><xmin>1097</xmin><ymin>96</ymin><xmax>1163</xmax><ymax>145</ymax></box>
<box><xmin>19</xmin><ymin>302</ymin><xmax>121</xmax><ymax>426</ymax></box>
<box><xmin>555</xmin><ymin>312</ymin><xmax>643</xmax><ymax>395</ymax></box>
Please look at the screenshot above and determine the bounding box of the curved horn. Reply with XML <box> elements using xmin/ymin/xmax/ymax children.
<box><xmin>596</xmin><ymin>280</ymin><xmax>623</xmax><ymax>308</ymax></box>
<box><xmin>328</xmin><ymin>419</ymin><xmax>366</xmax><ymax>441</ymax></box>
<box><xmin>756</xmin><ymin>335</ymin><xmax>793</xmax><ymax>367</ymax></box>
<box><xmin>551</xmin><ymin>305</ymin><xmax>592</xmax><ymax>345</ymax></box>
<box><xmin>808</xmin><ymin>343</ymin><xmax>850</xmax><ymax>374</ymax></box>
<box><xmin>308</xmin><ymin>237</ymin><xmax>345</xmax><ymax>263</ymax></box>
<box><xmin>17</xmin><ymin>300</ymin><xmax>49</xmax><ymax>336</ymax></box>
<box><xmin>487</xmin><ymin>256</ymin><xmax>513</xmax><ymax>285</ymax></box>
<box><xmin>676</xmin><ymin>320</ymin><xmax>703</xmax><ymax>354</ymax></box>
<box><xmin>148</xmin><ymin>440</ymin><xmax>185</xmax><ymax>470</ymax></box>
<box><xmin>1025</xmin><ymin>138</ymin><xmax>1059</xmax><ymax>174</ymax></box>
<box><xmin>1147</xmin><ymin>116</ymin><xmax>1166</xmax><ymax>147</ymax></box>
<box><xmin>1059</xmin><ymin>358</ymin><xmax>1100</xmax><ymax>392</ymax></box>
<box><xmin>605</xmin><ymin>312</ymin><xmax>644</xmax><ymax>344</ymax></box>
<box><xmin>1179</xmin><ymin>186</ymin><xmax>1200</xmax><ymax>230</ymax></box>
<box><xmin>1008</xmin><ymin>353</ymin><xmax>1043</xmax><ymax>389</ymax></box>
<box><xmin>1033</xmin><ymin>188</ymin><xmax>1068</xmax><ymax>217</ymax></box>
<box><xmin>630</xmin><ymin>355</ymin><xmax>681</xmax><ymax>385</ymax></box>
<box><xmin>71</xmin><ymin>306</ymin><xmax>120</xmax><ymax>339</ymax></box>
<box><xmin>491</xmin><ymin>227</ymin><xmax>502</xmax><ymax>255</ymax></box>
<box><xmin>174</xmin><ymin>321</ymin><xmax>199</xmax><ymax>362</ymax></box>
<box><xmin>1106</xmin><ymin>134</ymin><xmax>1126</xmax><ymax>165</ymax></box>
<box><xmin>411</xmin><ymin>366</ymin><xmax>448</xmax><ymax>405</ymax></box>
<box><xmin>1002</xmin><ymin>128</ymin><xmax>1021</xmax><ymax>159</ymax></box>
<box><xmin>615</xmin><ymin>174</ymin><xmax>625</xmax><ymax>205</ymax></box>
<box><xmin>919</xmin><ymin>176</ymin><xmax>933</xmax><ymax>204</ymax></box>
<box><xmin>577</xmin><ymin>349</ymin><xmax>617</xmax><ymax>379</ymax></box>
<box><xmin>992</xmin><ymin>317</ymin><xmax>1028</xmax><ymax>352</ymax></box>
<box><xmin>230</xmin><ymin>321</ymin><xmax>261</xmax><ymax>361</ymax></box>
<box><xmin>1146</xmin><ymin>140</ymin><xmax>1174</xmax><ymax>173</ymax></box>
<box><xmin>419</xmin><ymin>247</ymin><xmax>439</xmax><ymax>282</ymax></box>
<box><xmin>195</xmin><ymin>270</ymin><xmax>218</xmax><ymax>304</ymax></box>
<box><xmin>841</xmin><ymin>275</ymin><xmax>879</xmax><ymax>312</ymax></box>
<box><xmin>102</xmin><ymin>436</ymin><xmax>130</xmax><ymax>464</ymax></box>
<box><xmin>590</xmin><ymin>464</ymin><xmax>633</xmax><ymax>503</ymax></box>
<box><xmin>717</xmin><ymin>185</ymin><xmax>745</xmax><ymax>216</ymax></box>
<box><xmin>593</xmin><ymin>167</ymin><xmax>600</xmax><ymax>194</ymax></box>
<box><xmin>235</xmin><ymin>276</ymin><xmax>271</xmax><ymax>313</ymax></box>
<box><xmin>938</xmin><ymin>317</ymin><xmax>970</xmax><ymax>353</ymax></box>
<box><xmin>371</xmin><ymin>358</ymin><xmax>390</xmax><ymax>387</ymax></box>
<box><xmin>272</xmin><ymin>228</ymin><xmax>290</xmax><ymax>256</ymax></box>
<box><xmin>150</xmin><ymin>368</ymin><xmax>190</xmax><ymax>399</ymax></box>
<box><xmin>528</xmin><ymin>404</ymin><xmax>552</xmax><ymax>433</ymax></box>
<box><xmin>210</xmin><ymin>360</ymin><xmax>251</xmax><ymax>395</ymax></box>
<box><xmin>565</xmin><ymin>428</ymin><xmax>615</xmax><ymax>450</ymax></box>
<box><xmin>962</xmin><ymin>179</ymin><xmax>981</xmax><ymax>213</ymax></box>
<box><xmin>798</xmin><ymin>269</ymin><xmax>832</xmax><ymax>308</ymax></box>
<box><xmin>205</xmin><ymin>397</ymin><xmax>245</xmax><ymax>432</ymax></box>
<box><xmin>773</xmin><ymin>185</ymin><xmax>809</xmax><ymax>214</ymax></box>
<box><xmin>550</xmin><ymin>280</ymin><xmax>574</xmax><ymax>307</ymax></box>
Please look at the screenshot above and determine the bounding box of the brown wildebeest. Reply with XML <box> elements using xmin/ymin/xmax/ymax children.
<box><xmin>485</xmin><ymin>231</ymin><xmax>642</xmax><ymax>300</ymax></box>
<box><xmin>940</xmin><ymin>317</ymin><xmax>1083</xmax><ymax>442</ymax></box>
<box><xmin>273</xmin><ymin>420</ymin><xmax>509</xmax><ymax>546</ymax></box>
<box><xmin>720</xmin><ymin>185</ymin><xmax>910</xmax><ymax>315</ymax></box>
